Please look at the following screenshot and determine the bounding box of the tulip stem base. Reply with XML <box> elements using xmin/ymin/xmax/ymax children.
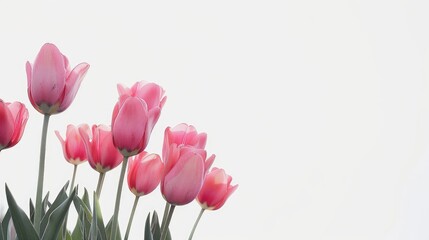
<box><xmin>96</xmin><ymin>172</ymin><xmax>106</xmax><ymax>198</ymax></box>
<box><xmin>160</xmin><ymin>202</ymin><xmax>170</xmax><ymax>232</ymax></box>
<box><xmin>110</xmin><ymin>156</ymin><xmax>129</xmax><ymax>240</ymax></box>
<box><xmin>124</xmin><ymin>195</ymin><xmax>140</xmax><ymax>240</ymax></box>
<box><xmin>160</xmin><ymin>204</ymin><xmax>175</xmax><ymax>240</ymax></box>
<box><xmin>34</xmin><ymin>114</ymin><xmax>50</xmax><ymax>234</ymax></box>
<box><xmin>188</xmin><ymin>208</ymin><xmax>205</xmax><ymax>240</ymax></box>
<box><xmin>70</xmin><ymin>165</ymin><xmax>78</xmax><ymax>195</ymax></box>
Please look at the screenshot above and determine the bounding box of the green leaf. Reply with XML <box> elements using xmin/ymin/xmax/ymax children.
<box><xmin>41</xmin><ymin>189</ymin><xmax>76</xmax><ymax>240</ymax></box>
<box><xmin>72</xmin><ymin>208</ymin><xmax>85</xmax><ymax>240</ymax></box>
<box><xmin>1</xmin><ymin>210</ymin><xmax>11</xmax><ymax>238</ymax></box>
<box><xmin>5</xmin><ymin>184</ymin><xmax>39</xmax><ymax>240</ymax></box>
<box><xmin>91</xmin><ymin>193</ymin><xmax>107</xmax><ymax>240</ymax></box>
<box><xmin>72</xmin><ymin>194</ymin><xmax>92</xmax><ymax>224</ymax></box>
<box><xmin>0</xmin><ymin>220</ymin><xmax>4</xmax><ymax>240</ymax></box>
<box><xmin>42</xmin><ymin>192</ymin><xmax>50</xmax><ymax>218</ymax></box>
<box><xmin>150</xmin><ymin>211</ymin><xmax>161</xmax><ymax>240</ymax></box>
<box><xmin>82</xmin><ymin>188</ymin><xmax>91</xmax><ymax>212</ymax></box>
<box><xmin>89</xmin><ymin>202</ymin><xmax>97</xmax><ymax>240</ymax></box>
<box><xmin>144</xmin><ymin>213</ymin><xmax>153</xmax><ymax>240</ymax></box>
<box><xmin>29</xmin><ymin>199</ymin><xmax>35</xmax><ymax>224</ymax></box>
<box><xmin>65</xmin><ymin>231</ymin><xmax>72</xmax><ymax>240</ymax></box>
<box><xmin>40</xmin><ymin>188</ymin><xmax>67</xmax><ymax>234</ymax></box>
<box><xmin>106</xmin><ymin>216</ymin><xmax>121</xmax><ymax>240</ymax></box>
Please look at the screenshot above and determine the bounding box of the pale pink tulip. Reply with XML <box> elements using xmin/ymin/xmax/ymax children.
<box><xmin>55</xmin><ymin>124</ymin><xmax>90</xmax><ymax>165</ymax></box>
<box><xmin>0</xmin><ymin>100</ymin><xmax>29</xmax><ymax>151</ymax></box>
<box><xmin>127</xmin><ymin>152</ymin><xmax>164</xmax><ymax>196</ymax></box>
<box><xmin>26</xmin><ymin>43</ymin><xmax>89</xmax><ymax>114</ymax></box>
<box><xmin>112</xmin><ymin>81</ymin><xmax>166</xmax><ymax>156</ymax></box>
<box><xmin>197</xmin><ymin>168</ymin><xmax>238</xmax><ymax>210</ymax></box>
<box><xmin>161</xmin><ymin>124</ymin><xmax>215</xmax><ymax>205</ymax></box>
<box><xmin>79</xmin><ymin>124</ymin><xmax>123</xmax><ymax>173</ymax></box>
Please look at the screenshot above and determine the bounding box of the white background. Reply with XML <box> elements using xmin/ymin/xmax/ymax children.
<box><xmin>0</xmin><ymin>0</ymin><xmax>429</xmax><ymax>239</ymax></box>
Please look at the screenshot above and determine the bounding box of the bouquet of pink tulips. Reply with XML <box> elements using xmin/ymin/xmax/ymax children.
<box><xmin>0</xmin><ymin>43</ymin><xmax>237</xmax><ymax>240</ymax></box>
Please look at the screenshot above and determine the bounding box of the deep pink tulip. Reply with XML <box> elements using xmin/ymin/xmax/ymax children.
<box><xmin>127</xmin><ymin>152</ymin><xmax>164</xmax><ymax>196</ymax></box>
<box><xmin>161</xmin><ymin>124</ymin><xmax>215</xmax><ymax>205</ymax></box>
<box><xmin>112</xmin><ymin>81</ymin><xmax>166</xmax><ymax>156</ymax></box>
<box><xmin>55</xmin><ymin>124</ymin><xmax>90</xmax><ymax>165</ymax></box>
<box><xmin>26</xmin><ymin>43</ymin><xmax>89</xmax><ymax>114</ymax></box>
<box><xmin>197</xmin><ymin>168</ymin><xmax>238</xmax><ymax>210</ymax></box>
<box><xmin>79</xmin><ymin>124</ymin><xmax>123</xmax><ymax>173</ymax></box>
<box><xmin>0</xmin><ymin>100</ymin><xmax>29</xmax><ymax>151</ymax></box>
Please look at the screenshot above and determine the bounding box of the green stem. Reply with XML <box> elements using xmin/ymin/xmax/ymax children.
<box><xmin>69</xmin><ymin>165</ymin><xmax>78</xmax><ymax>195</ymax></box>
<box><xmin>96</xmin><ymin>172</ymin><xmax>106</xmax><ymax>198</ymax></box>
<box><xmin>110</xmin><ymin>156</ymin><xmax>129</xmax><ymax>240</ymax></box>
<box><xmin>34</xmin><ymin>114</ymin><xmax>50</xmax><ymax>234</ymax></box>
<box><xmin>188</xmin><ymin>208</ymin><xmax>205</xmax><ymax>240</ymax></box>
<box><xmin>160</xmin><ymin>202</ymin><xmax>170</xmax><ymax>233</ymax></box>
<box><xmin>160</xmin><ymin>204</ymin><xmax>175</xmax><ymax>240</ymax></box>
<box><xmin>124</xmin><ymin>196</ymin><xmax>140</xmax><ymax>240</ymax></box>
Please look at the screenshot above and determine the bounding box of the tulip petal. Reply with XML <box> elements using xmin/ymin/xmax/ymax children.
<box><xmin>135</xmin><ymin>82</ymin><xmax>165</xmax><ymax>110</ymax></box>
<box><xmin>112</xmin><ymin>97</ymin><xmax>148</xmax><ymax>154</ymax></box>
<box><xmin>7</xmin><ymin>102</ymin><xmax>29</xmax><ymax>148</ymax></box>
<box><xmin>79</xmin><ymin>125</ymin><xmax>94</xmax><ymax>168</ymax></box>
<box><xmin>163</xmin><ymin>152</ymin><xmax>204</xmax><ymax>205</ymax></box>
<box><xmin>55</xmin><ymin>130</ymin><xmax>67</xmax><ymax>160</ymax></box>
<box><xmin>31</xmin><ymin>43</ymin><xmax>67</xmax><ymax>106</ymax></box>
<box><xmin>60</xmin><ymin>63</ymin><xmax>90</xmax><ymax>111</ymax></box>
<box><xmin>0</xmin><ymin>101</ymin><xmax>14</xmax><ymax>148</ymax></box>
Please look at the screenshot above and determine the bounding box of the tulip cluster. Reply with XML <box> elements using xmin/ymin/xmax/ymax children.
<box><xmin>0</xmin><ymin>43</ymin><xmax>237</xmax><ymax>240</ymax></box>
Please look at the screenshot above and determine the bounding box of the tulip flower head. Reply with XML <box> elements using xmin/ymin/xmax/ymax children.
<box><xmin>197</xmin><ymin>168</ymin><xmax>238</xmax><ymax>210</ymax></box>
<box><xmin>26</xmin><ymin>43</ymin><xmax>89</xmax><ymax>115</ymax></box>
<box><xmin>112</xmin><ymin>81</ymin><xmax>166</xmax><ymax>157</ymax></box>
<box><xmin>79</xmin><ymin>124</ymin><xmax>123</xmax><ymax>173</ymax></box>
<box><xmin>0</xmin><ymin>100</ymin><xmax>29</xmax><ymax>151</ymax></box>
<box><xmin>127</xmin><ymin>152</ymin><xmax>164</xmax><ymax>196</ymax></box>
<box><xmin>55</xmin><ymin>124</ymin><xmax>90</xmax><ymax>165</ymax></box>
<box><xmin>161</xmin><ymin>124</ymin><xmax>215</xmax><ymax>205</ymax></box>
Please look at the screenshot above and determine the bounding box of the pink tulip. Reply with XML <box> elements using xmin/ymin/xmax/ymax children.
<box><xmin>127</xmin><ymin>152</ymin><xmax>164</xmax><ymax>196</ymax></box>
<box><xmin>26</xmin><ymin>43</ymin><xmax>89</xmax><ymax>114</ymax></box>
<box><xmin>0</xmin><ymin>100</ymin><xmax>29</xmax><ymax>151</ymax></box>
<box><xmin>55</xmin><ymin>124</ymin><xmax>89</xmax><ymax>165</ymax></box>
<box><xmin>162</xmin><ymin>123</ymin><xmax>207</xmax><ymax>163</ymax></box>
<box><xmin>79</xmin><ymin>124</ymin><xmax>123</xmax><ymax>173</ymax></box>
<box><xmin>112</xmin><ymin>81</ymin><xmax>166</xmax><ymax>156</ymax></box>
<box><xmin>197</xmin><ymin>168</ymin><xmax>238</xmax><ymax>210</ymax></box>
<box><xmin>161</xmin><ymin>124</ymin><xmax>215</xmax><ymax>205</ymax></box>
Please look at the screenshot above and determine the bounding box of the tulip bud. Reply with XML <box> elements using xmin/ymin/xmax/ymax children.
<box><xmin>26</xmin><ymin>43</ymin><xmax>89</xmax><ymax>114</ymax></box>
<box><xmin>0</xmin><ymin>100</ymin><xmax>29</xmax><ymax>151</ymax></box>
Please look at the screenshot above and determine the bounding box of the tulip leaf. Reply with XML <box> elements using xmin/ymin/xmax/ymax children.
<box><xmin>144</xmin><ymin>213</ymin><xmax>153</xmax><ymax>240</ymax></box>
<box><xmin>5</xmin><ymin>184</ymin><xmax>39</xmax><ymax>240</ymax></box>
<box><xmin>106</xmin><ymin>216</ymin><xmax>121</xmax><ymax>240</ymax></box>
<box><xmin>89</xmin><ymin>192</ymin><xmax>107</xmax><ymax>240</ymax></box>
<box><xmin>0</xmin><ymin>221</ymin><xmax>4</xmax><ymax>240</ymax></box>
<box><xmin>72</xmin><ymin>208</ymin><xmax>86</xmax><ymax>240</ymax></box>
<box><xmin>150</xmin><ymin>211</ymin><xmax>161</xmax><ymax>240</ymax></box>
<box><xmin>82</xmin><ymin>188</ymin><xmax>91</xmax><ymax>212</ymax></box>
<box><xmin>1</xmin><ymin>210</ymin><xmax>11</xmax><ymax>238</ymax></box>
<box><xmin>89</xmin><ymin>199</ymin><xmax>98</xmax><ymax>240</ymax></box>
<box><xmin>40</xmin><ymin>187</ymin><xmax>67</xmax><ymax>234</ymax></box>
<box><xmin>42</xmin><ymin>192</ymin><xmax>50</xmax><ymax>218</ymax></box>
<box><xmin>41</xmin><ymin>189</ymin><xmax>76</xmax><ymax>240</ymax></box>
<box><xmin>29</xmin><ymin>199</ymin><xmax>35</xmax><ymax>224</ymax></box>
<box><xmin>92</xmin><ymin>193</ymin><xmax>107</xmax><ymax>240</ymax></box>
<box><xmin>72</xmin><ymin>194</ymin><xmax>92</xmax><ymax>223</ymax></box>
